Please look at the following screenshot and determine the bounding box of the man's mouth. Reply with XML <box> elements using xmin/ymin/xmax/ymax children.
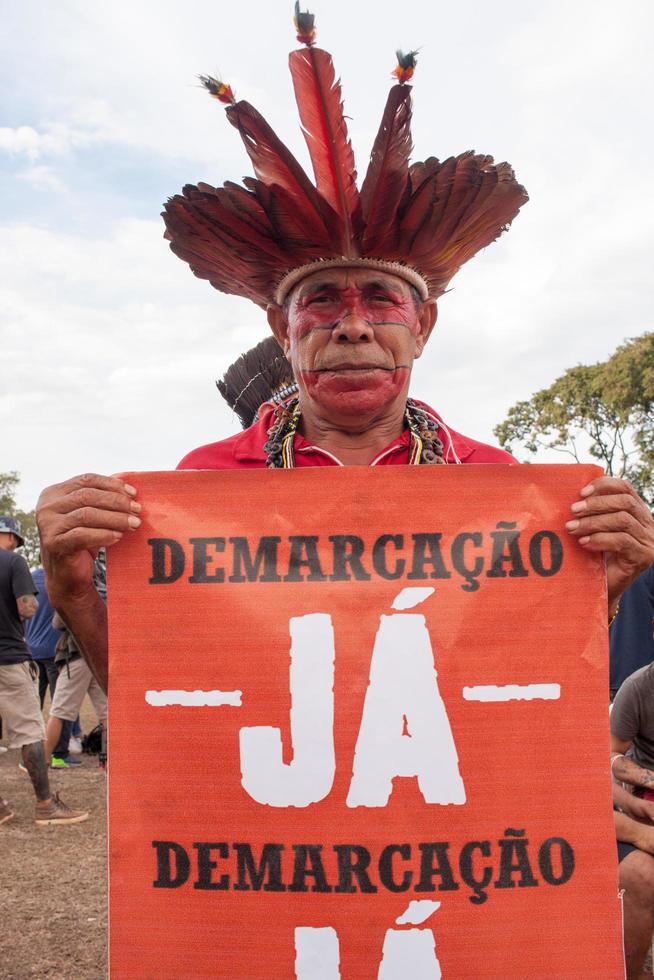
<box><xmin>310</xmin><ymin>363</ymin><xmax>394</xmax><ymax>373</ymax></box>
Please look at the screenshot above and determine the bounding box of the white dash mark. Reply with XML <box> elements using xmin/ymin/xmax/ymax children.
<box><xmin>396</xmin><ymin>900</ymin><xmax>441</xmax><ymax>925</ymax></box>
<box><xmin>145</xmin><ymin>690</ymin><xmax>242</xmax><ymax>707</ymax></box>
<box><xmin>391</xmin><ymin>587</ymin><xmax>435</xmax><ymax>611</ymax></box>
<box><xmin>463</xmin><ymin>684</ymin><xmax>560</xmax><ymax>702</ymax></box>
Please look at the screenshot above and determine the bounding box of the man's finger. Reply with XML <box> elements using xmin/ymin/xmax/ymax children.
<box><xmin>566</xmin><ymin>510</ymin><xmax>649</xmax><ymax>541</ymax></box>
<box><xmin>44</xmin><ymin>527</ymin><xmax>124</xmax><ymax>556</ymax></box>
<box><xmin>38</xmin><ymin>473</ymin><xmax>137</xmax><ymax>507</ymax></box>
<box><xmin>570</xmin><ymin>492</ymin><xmax>648</xmax><ymax>521</ymax></box>
<box><xmin>59</xmin><ymin>507</ymin><xmax>141</xmax><ymax>535</ymax></box>
<box><xmin>44</xmin><ymin>487</ymin><xmax>141</xmax><ymax>518</ymax></box>
<box><xmin>575</xmin><ymin>530</ymin><xmax>646</xmax><ymax>556</ymax></box>
<box><xmin>578</xmin><ymin>476</ymin><xmax>641</xmax><ymax>500</ymax></box>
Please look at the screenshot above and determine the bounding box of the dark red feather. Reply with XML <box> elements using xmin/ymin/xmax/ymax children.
<box><xmin>225</xmin><ymin>100</ymin><xmax>338</xmax><ymax>248</ymax></box>
<box><xmin>289</xmin><ymin>46</ymin><xmax>359</xmax><ymax>255</ymax></box>
<box><xmin>359</xmin><ymin>85</ymin><xmax>413</xmax><ymax>255</ymax></box>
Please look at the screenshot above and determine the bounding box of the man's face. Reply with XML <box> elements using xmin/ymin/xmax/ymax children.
<box><xmin>268</xmin><ymin>267</ymin><xmax>436</xmax><ymax>419</ymax></box>
<box><xmin>0</xmin><ymin>532</ymin><xmax>17</xmax><ymax>552</ymax></box>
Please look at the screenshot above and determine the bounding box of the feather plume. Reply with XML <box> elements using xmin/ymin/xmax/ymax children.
<box><xmin>164</xmin><ymin>20</ymin><xmax>528</xmax><ymax>307</ymax></box>
<box><xmin>293</xmin><ymin>1</ymin><xmax>316</xmax><ymax>46</ymax></box>
<box><xmin>397</xmin><ymin>175</ymin><xmax>437</xmax><ymax>254</ymax></box>
<box><xmin>225</xmin><ymin>100</ymin><xmax>338</xmax><ymax>248</ymax></box>
<box><xmin>396</xmin><ymin>153</ymin><xmax>528</xmax><ymax>296</ymax></box>
<box><xmin>289</xmin><ymin>46</ymin><xmax>360</xmax><ymax>255</ymax></box>
<box><xmin>217</xmin><ymin>336</ymin><xmax>296</xmax><ymax>428</ymax></box>
<box><xmin>198</xmin><ymin>74</ymin><xmax>235</xmax><ymax>105</ymax></box>
<box><xmin>359</xmin><ymin>85</ymin><xmax>413</xmax><ymax>255</ymax></box>
<box><xmin>392</xmin><ymin>49</ymin><xmax>418</xmax><ymax>85</ymax></box>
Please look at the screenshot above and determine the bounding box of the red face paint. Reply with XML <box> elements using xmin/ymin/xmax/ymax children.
<box><xmin>283</xmin><ymin>269</ymin><xmax>426</xmax><ymax>419</ymax></box>
<box><xmin>290</xmin><ymin>283</ymin><xmax>418</xmax><ymax>340</ymax></box>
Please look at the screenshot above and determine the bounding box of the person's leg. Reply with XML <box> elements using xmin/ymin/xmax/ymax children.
<box><xmin>52</xmin><ymin>719</ymin><xmax>72</xmax><ymax>760</ymax></box>
<box><xmin>45</xmin><ymin>714</ymin><xmax>64</xmax><ymax>762</ymax></box>
<box><xmin>46</xmin><ymin>658</ymin><xmax>86</xmax><ymax>763</ymax></box>
<box><xmin>69</xmin><ymin>715</ymin><xmax>83</xmax><ymax>752</ymax></box>
<box><xmin>21</xmin><ymin>740</ymin><xmax>51</xmax><ymax>801</ymax></box>
<box><xmin>0</xmin><ymin>663</ymin><xmax>88</xmax><ymax>823</ymax></box>
<box><xmin>88</xmin><ymin>676</ymin><xmax>108</xmax><ymax>767</ymax></box>
<box><xmin>43</xmin><ymin>661</ymin><xmax>76</xmax><ymax>763</ymax></box>
<box><xmin>37</xmin><ymin>662</ymin><xmax>49</xmax><ymax>708</ymax></box>
<box><xmin>619</xmin><ymin>848</ymin><xmax>654</xmax><ymax>978</ymax></box>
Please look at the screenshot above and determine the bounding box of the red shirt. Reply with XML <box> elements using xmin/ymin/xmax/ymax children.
<box><xmin>177</xmin><ymin>401</ymin><xmax>515</xmax><ymax>469</ymax></box>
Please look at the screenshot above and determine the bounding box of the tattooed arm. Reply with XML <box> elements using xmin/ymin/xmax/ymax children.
<box><xmin>16</xmin><ymin>593</ymin><xmax>38</xmax><ymax>619</ymax></box>
<box><xmin>611</xmin><ymin>736</ymin><xmax>654</xmax><ymax>790</ymax></box>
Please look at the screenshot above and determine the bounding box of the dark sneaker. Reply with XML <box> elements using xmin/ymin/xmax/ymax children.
<box><xmin>35</xmin><ymin>793</ymin><xmax>89</xmax><ymax>826</ymax></box>
<box><xmin>50</xmin><ymin>755</ymin><xmax>82</xmax><ymax>769</ymax></box>
<box><xmin>0</xmin><ymin>798</ymin><xmax>14</xmax><ymax>825</ymax></box>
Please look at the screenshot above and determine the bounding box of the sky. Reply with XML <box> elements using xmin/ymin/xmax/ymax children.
<box><xmin>2</xmin><ymin>0</ymin><xmax>653</xmax><ymax>510</ymax></box>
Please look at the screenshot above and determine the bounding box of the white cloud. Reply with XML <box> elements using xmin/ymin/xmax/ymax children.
<box><xmin>0</xmin><ymin>115</ymin><xmax>125</xmax><ymax>161</ymax></box>
<box><xmin>0</xmin><ymin>219</ymin><xmax>263</xmax><ymax>506</ymax></box>
<box><xmin>16</xmin><ymin>164</ymin><xmax>66</xmax><ymax>192</ymax></box>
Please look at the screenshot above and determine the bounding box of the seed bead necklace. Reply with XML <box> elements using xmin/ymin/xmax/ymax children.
<box><xmin>263</xmin><ymin>397</ymin><xmax>445</xmax><ymax>468</ymax></box>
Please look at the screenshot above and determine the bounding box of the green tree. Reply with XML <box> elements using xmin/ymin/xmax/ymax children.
<box><xmin>494</xmin><ymin>332</ymin><xmax>654</xmax><ymax>505</ymax></box>
<box><xmin>0</xmin><ymin>471</ymin><xmax>40</xmax><ymax>566</ymax></box>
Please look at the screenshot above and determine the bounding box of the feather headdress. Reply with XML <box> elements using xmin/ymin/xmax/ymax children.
<box><xmin>163</xmin><ymin>4</ymin><xmax>528</xmax><ymax>309</ymax></box>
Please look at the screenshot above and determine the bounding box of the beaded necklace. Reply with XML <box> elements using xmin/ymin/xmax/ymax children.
<box><xmin>263</xmin><ymin>398</ymin><xmax>445</xmax><ymax>468</ymax></box>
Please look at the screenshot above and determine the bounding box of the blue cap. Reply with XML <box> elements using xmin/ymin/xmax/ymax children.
<box><xmin>0</xmin><ymin>515</ymin><xmax>25</xmax><ymax>547</ymax></box>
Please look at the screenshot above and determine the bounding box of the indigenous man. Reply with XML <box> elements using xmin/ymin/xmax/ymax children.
<box><xmin>36</xmin><ymin>8</ymin><xmax>654</xmax><ymax>703</ymax></box>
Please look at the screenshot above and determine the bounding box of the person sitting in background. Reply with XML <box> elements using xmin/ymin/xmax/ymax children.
<box><xmin>613</xmin><ymin>782</ymin><xmax>654</xmax><ymax>978</ymax></box>
<box><xmin>611</xmin><ymin>660</ymin><xmax>654</xmax><ymax>797</ymax></box>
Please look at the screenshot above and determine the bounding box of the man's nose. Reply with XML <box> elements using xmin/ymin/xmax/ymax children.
<box><xmin>333</xmin><ymin>311</ymin><xmax>374</xmax><ymax>343</ymax></box>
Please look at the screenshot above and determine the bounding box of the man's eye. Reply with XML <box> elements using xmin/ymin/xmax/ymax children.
<box><xmin>307</xmin><ymin>295</ymin><xmax>333</xmax><ymax>305</ymax></box>
<box><xmin>370</xmin><ymin>294</ymin><xmax>393</xmax><ymax>304</ymax></box>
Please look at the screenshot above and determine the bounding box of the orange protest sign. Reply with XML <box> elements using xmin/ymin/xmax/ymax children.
<box><xmin>107</xmin><ymin>464</ymin><xmax>623</xmax><ymax>978</ymax></box>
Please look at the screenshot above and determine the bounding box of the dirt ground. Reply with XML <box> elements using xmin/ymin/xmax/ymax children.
<box><xmin>0</xmin><ymin>699</ymin><xmax>107</xmax><ymax>980</ymax></box>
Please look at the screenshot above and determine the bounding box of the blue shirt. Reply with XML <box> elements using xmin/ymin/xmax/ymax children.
<box><xmin>610</xmin><ymin>564</ymin><xmax>654</xmax><ymax>692</ymax></box>
<box><xmin>24</xmin><ymin>567</ymin><xmax>59</xmax><ymax>661</ymax></box>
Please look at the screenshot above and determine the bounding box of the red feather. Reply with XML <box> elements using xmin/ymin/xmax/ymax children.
<box><xmin>246</xmin><ymin>179</ymin><xmax>335</xmax><ymax>258</ymax></box>
<box><xmin>289</xmin><ymin>46</ymin><xmax>359</xmax><ymax>256</ymax></box>
<box><xmin>359</xmin><ymin>85</ymin><xmax>413</xmax><ymax>255</ymax></box>
<box><xmin>225</xmin><ymin>100</ymin><xmax>338</xmax><ymax>248</ymax></box>
<box><xmin>397</xmin><ymin>171</ymin><xmax>438</xmax><ymax>253</ymax></box>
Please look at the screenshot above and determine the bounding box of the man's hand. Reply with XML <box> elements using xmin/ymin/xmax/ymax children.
<box><xmin>36</xmin><ymin>473</ymin><xmax>140</xmax><ymax>694</ymax></box>
<box><xmin>36</xmin><ymin>473</ymin><xmax>141</xmax><ymax>604</ymax></box>
<box><xmin>566</xmin><ymin>476</ymin><xmax>654</xmax><ymax>609</ymax></box>
<box><xmin>614</xmin><ymin>782</ymin><xmax>654</xmax><ymax>823</ymax></box>
<box><xmin>625</xmin><ymin>795</ymin><xmax>654</xmax><ymax>824</ymax></box>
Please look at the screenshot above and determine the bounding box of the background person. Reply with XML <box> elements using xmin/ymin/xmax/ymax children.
<box><xmin>611</xmin><ymin>662</ymin><xmax>654</xmax><ymax>795</ymax></box>
<box><xmin>0</xmin><ymin>516</ymin><xmax>87</xmax><ymax>826</ymax></box>
<box><xmin>24</xmin><ymin>565</ymin><xmax>76</xmax><ymax>766</ymax></box>
<box><xmin>45</xmin><ymin>554</ymin><xmax>107</xmax><ymax>768</ymax></box>
<box><xmin>610</xmin><ymin>564</ymin><xmax>654</xmax><ymax>700</ymax></box>
<box><xmin>613</xmin><ymin>782</ymin><xmax>654</xmax><ymax>978</ymax></box>
<box><xmin>45</xmin><ymin>614</ymin><xmax>107</xmax><ymax>769</ymax></box>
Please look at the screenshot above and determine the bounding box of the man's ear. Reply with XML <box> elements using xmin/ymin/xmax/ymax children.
<box><xmin>414</xmin><ymin>299</ymin><xmax>437</xmax><ymax>359</ymax></box>
<box><xmin>266</xmin><ymin>303</ymin><xmax>291</xmax><ymax>357</ymax></box>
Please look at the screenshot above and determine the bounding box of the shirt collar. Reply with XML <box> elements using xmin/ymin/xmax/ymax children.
<box><xmin>232</xmin><ymin>400</ymin><xmax>475</xmax><ymax>463</ymax></box>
